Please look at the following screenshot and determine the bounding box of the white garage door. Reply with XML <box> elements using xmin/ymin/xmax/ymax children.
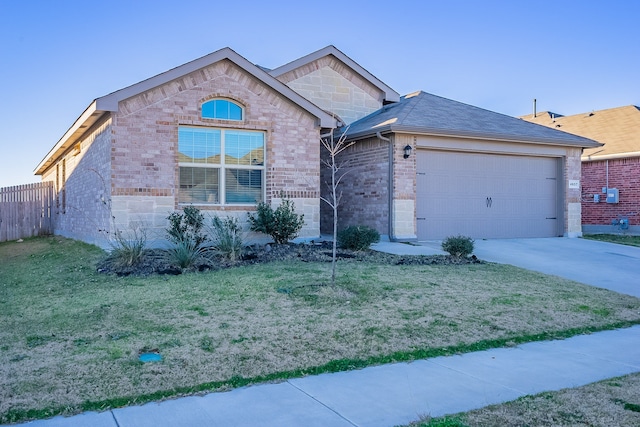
<box><xmin>416</xmin><ymin>150</ymin><xmax>561</xmax><ymax>240</ymax></box>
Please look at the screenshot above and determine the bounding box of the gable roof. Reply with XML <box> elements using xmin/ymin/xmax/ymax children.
<box><xmin>35</xmin><ymin>47</ymin><xmax>337</xmax><ymax>175</ymax></box>
<box><xmin>520</xmin><ymin>105</ymin><xmax>640</xmax><ymax>160</ymax></box>
<box><xmin>269</xmin><ymin>45</ymin><xmax>400</xmax><ymax>104</ymax></box>
<box><xmin>342</xmin><ymin>91</ymin><xmax>601</xmax><ymax>148</ymax></box>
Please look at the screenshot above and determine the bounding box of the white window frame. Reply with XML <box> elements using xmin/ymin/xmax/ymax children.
<box><xmin>178</xmin><ymin>126</ymin><xmax>265</xmax><ymax>206</ymax></box>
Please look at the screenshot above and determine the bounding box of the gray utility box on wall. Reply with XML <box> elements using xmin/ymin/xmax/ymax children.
<box><xmin>606</xmin><ymin>188</ymin><xmax>619</xmax><ymax>203</ymax></box>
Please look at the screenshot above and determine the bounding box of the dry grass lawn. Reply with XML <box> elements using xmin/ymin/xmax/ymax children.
<box><xmin>2</xmin><ymin>236</ymin><xmax>640</xmax><ymax>423</ymax></box>
<box><xmin>413</xmin><ymin>373</ymin><xmax>640</xmax><ymax>426</ymax></box>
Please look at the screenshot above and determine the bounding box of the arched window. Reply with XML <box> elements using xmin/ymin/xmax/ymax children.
<box><xmin>202</xmin><ymin>99</ymin><xmax>243</xmax><ymax>120</ymax></box>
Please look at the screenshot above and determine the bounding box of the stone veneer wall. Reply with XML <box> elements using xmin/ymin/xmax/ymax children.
<box><xmin>565</xmin><ymin>147</ymin><xmax>583</xmax><ymax>237</ymax></box>
<box><xmin>275</xmin><ymin>56</ymin><xmax>382</xmax><ymax>125</ymax></box>
<box><xmin>320</xmin><ymin>136</ymin><xmax>390</xmax><ymax>236</ymax></box>
<box><xmin>41</xmin><ymin>116</ymin><xmax>113</xmax><ymax>246</ymax></box>
<box><xmin>110</xmin><ymin>59</ymin><xmax>322</xmax><ymax>241</ymax></box>
<box><xmin>391</xmin><ymin>134</ymin><xmax>417</xmax><ymax>239</ymax></box>
<box><xmin>581</xmin><ymin>157</ymin><xmax>640</xmax><ymax>232</ymax></box>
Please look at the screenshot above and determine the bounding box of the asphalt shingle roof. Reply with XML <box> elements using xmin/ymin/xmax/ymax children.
<box><xmin>521</xmin><ymin>105</ymin><xmax>640</xmax><ymax>159</ymax></box>
<box><xmin>343</xmin><ymin>91</ymin><xmax>600</xmax><ymax>148</ymax></box>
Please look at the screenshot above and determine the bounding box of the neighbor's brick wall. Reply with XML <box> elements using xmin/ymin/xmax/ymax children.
<box><xmin>41</xmin><ymin>116</ymin><xmax>113</xmax><ymax>246</ymax></box>
<box><xmin>111</xmin><ymin>59</ymin><xmax>322</xmax><ymax>238</ymax></box>
<box><xmin>581</xmin><ymin>157</ymin><xmax>640</xmax><ymax>226</ymax></box>
<box><xmin>276</xmin><ymin>56</ymin><xmax>383</xmax><ymax>125</ymax></box>
<box><xmin>320</xmin><ymin>136</ymin><xmax>390</xmax><ymax>235</ymax></box>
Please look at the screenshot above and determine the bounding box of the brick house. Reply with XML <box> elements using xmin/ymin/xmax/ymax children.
<box><xmin>324</xmin><ymin>91</ymin><xmax>600</xmax><ymax>240</ymax></box>
<box><xmin>522</xmin><ymin>106</ymin><xmax>640</xmax><ymax>235</ymax></box>
<box><xmin>35</xmin><ymin>46</ymin><xmax>599</xmax><ymax>246</ymax></box>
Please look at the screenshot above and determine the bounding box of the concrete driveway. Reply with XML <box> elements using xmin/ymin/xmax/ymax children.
<box><xmin>375</xmin><ymin>237</ymin><xmax>640</xmax><ymax>298</ymax></box>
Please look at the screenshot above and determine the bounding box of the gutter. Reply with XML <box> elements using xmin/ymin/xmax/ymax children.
<box><xmin>582</xmin><ymin>151</ymin><xmax>640</xmax><ymax>162</ymax></box>
<box><xmin>345</xmin><ymin>125</ymin><xmax>601</xmax><ymax>149</ymax></box>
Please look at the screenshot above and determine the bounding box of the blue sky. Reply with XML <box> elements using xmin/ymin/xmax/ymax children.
<box><xmin>1</xmin><ymin>0</ymin><xmax>638</xmax><ymax>188</ymax></box>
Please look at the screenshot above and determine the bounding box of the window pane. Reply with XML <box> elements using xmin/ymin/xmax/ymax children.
<box><xmin>202</xmin><ymin>101</ymin><xmax>214</xmax><ymax>119</ymax></box>
<box><xmin>178</xmin><ymin>128</ymin><xmax>221</xmax><ymax>164</ymax></box>
<box><xmin>201</xmin><ymin>99</ymin><xmax>242</xmax><ymax>121</ymax></box>
<box><xmin>179</xmin><ymin>166</ymin><xmax>219</xmax><ymax>203</ymax></box>
<box><xmin>225</xmin><ymin>131</ymin><xmax>264</xmax><ymax>166</ymax></box>
<box><xmin>225</xmin><ymin>169</ymin><xmax>262</xmax><ymax>204</ymax></box>
<box><xmin>229</xmin><ymin>102</ymin><xmax>242</xmax><ymax>120</ymax></box>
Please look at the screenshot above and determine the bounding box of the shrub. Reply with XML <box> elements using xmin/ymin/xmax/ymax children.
<box><xmin>441</xmin><ymin>235</ymin><xmax>474</xmax><ymax>257</ymax></box>
<box><xmin>166</xmin><ymin>207</ymin><xmax>207</xmax><ymax>269</ymax></box>
<box><xmin>166</xmin><ymin>206</ymin><xmax>206</xmax><ymax>246</ymax></box>
<box><xmin>247</xmin><ymin>198</ymin><xmax>305</xmax><ymax>244</ymax></box>
<box><xmin>337</xmin><ymin>225</ymin><xmax>380</xmax><ymax>251</ymax></box>
<box><xmin>208</xmin><ymin>215</ymin><xmax>244</xmax><ymax>262</ymax></box>
<box><xmin>108</xmin><ymin>226</ymin><xmax>147</xmax><ymax>268</ymax></box>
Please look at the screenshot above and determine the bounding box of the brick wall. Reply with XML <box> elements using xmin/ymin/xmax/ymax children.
<box><xmin>320</xmin><ymin>136</ymin><xmax>390</xmax><ymax>235</ymax></box>
<box><xmin>111</xmin><ymin>59</ymin><xmax>322</xmax><ymax>239</ymax></box>
<box><xmin>42</xmin><ymin>117</ymin><xmax>113</xmax><ymax>246</ymax></box>
<box><xmin>581</xmin><ymin>157</ymin><xmax>640</xmax><ymax>227</ymax></box>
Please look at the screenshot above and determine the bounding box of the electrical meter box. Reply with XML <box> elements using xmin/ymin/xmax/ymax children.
<box><xmin>606</xmin><ymin>188</ymin><xmax>619</xmax><ymax>203</ymax></box>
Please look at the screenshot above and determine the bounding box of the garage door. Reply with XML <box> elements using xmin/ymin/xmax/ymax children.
<box><xmin>416</xmin><ymin>150</ymin><xmax>561</xmax><ymax>240</ymax></box>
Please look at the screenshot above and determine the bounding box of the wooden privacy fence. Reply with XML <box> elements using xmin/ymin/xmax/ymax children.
<box><xmin>0</xmin><ymin>182</ymin><xmax>54</xmax><ymax>242</ymax></box>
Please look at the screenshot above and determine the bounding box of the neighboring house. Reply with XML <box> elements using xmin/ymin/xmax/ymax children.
<box><xmin>521</xmin><ymin>106</ymin><xmax>640</xmax><ymax>234</ymax></box>
<box><xmin>35</xmin><ymin>46</ymin><xmax>599</xmax><ymax>246</ymax></box>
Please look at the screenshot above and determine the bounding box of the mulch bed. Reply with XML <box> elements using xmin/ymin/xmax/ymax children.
<box><xmin>97</xmin><ymin>241</ymin><xmax>482</xmax><ymax>276</ymax></box>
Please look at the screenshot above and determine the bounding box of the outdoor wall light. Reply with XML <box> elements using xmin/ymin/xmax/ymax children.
<box><xmin>403</xmin><ymin>145</ymin><xmax>413</xmax><ymax>159</ymax></box>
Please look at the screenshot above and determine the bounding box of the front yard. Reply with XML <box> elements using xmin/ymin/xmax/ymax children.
<box><xmin>2</xmin><ymin>236</ymin><xmax>640</xmax><ymax>423</ymax></box>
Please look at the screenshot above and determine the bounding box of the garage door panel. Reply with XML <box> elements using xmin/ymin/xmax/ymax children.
<box><xmin>416</xmin><ymin>150</ymin><xmax>560</xmax><ymax>240</ymax></box>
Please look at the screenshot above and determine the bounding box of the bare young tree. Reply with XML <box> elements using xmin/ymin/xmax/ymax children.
<box><xmin>320</xmin><ymin>127</ymin><xmax>355</xmax><ymax>286</ymax></box>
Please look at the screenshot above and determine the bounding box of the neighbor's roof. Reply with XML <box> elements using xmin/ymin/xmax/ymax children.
<box><xmin>520</xmin><ymin>105</ymin><xmax>640</xmax><ymax>160</ymax></box>
<box><xmin>269</xmin><ymin>45</ymin><xmax>401</xmax><ymax>104</ymax></box>
<box><xmin>342</xmin><ymin>91</ymin><xmax>601</xmax><ymax>147</ymax></box>
<box><xmin>35</xmin><ymin>48</ymin><xmax>337</xmax><ymax>175</ymax></box>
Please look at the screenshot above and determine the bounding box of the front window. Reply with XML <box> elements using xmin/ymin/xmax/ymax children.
<box><xmin>178</xmin><ymin>127</ymin><xmax>264</xmax><ymax>205</ymax></box>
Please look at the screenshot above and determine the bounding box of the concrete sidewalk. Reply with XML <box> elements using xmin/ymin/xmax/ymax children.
<box><xmin>13</xmin><ymin>326</ymin><xmax>640</xmax><ymax>427</ymax></box>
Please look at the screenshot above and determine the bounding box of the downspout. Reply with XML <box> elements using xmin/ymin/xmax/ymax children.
<box><xmin>376</xmin><ymin>131</ymin><xmax>394</xmax><ymax>241</ymax></box>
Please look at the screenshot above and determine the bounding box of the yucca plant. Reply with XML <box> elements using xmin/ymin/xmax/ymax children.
<box><xmin>208</xmin><ymin>215</ymin><xmax>244</xmax><ymax>262</ymax></box>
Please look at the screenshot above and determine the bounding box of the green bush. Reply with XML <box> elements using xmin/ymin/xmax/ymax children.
<box><xmin>166</xmin><ymin>206</ymin><xmax>207</xmax><ymax>269</ymax></box>
<box><xmin>166</xmin><ymin>206</ymin><xmax>206</xmax><ymax>246</ymax></box>
<box><xmin>247</xmin><ymin>198</ymin><xmax>305</xmax><ymax>244</ymax></box>
<box><xmin>208</xmin><ymin>215</ymin><xmax>244</xmax><ymax>262</ymax></box>
<box><xmin>337</xmin><ymin>225</ymin><xmax>380</xmax><ymax>251</ymax></box>
<box><xmin>441</xmin><ymin>235</ymin><xmax>474</xmax><ymax>257</ymax></box>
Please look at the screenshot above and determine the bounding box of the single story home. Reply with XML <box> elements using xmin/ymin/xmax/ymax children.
<box><xmin>521</xmin><ymin>105</ymin><xmax>640</xmax><ymax>235</ymax></box>
<box><xmin>35</xmin><ymin>46</ymin><xmax>600</xmax><ymax>246</ymax></box>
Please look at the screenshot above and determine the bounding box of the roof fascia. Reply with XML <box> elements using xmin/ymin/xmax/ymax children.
<box><xmin>96</xmin><ymin>47</ymin><xmax>336</xmax><ymax>128</ymax></box>
<box><xmin>34</xmin><ymin>100</ymin><xmax>103</xmax><ymax>175</ymax></box>
<box><xmin>36</xmin><ymin>48</ymin><xmax>339</xmax><ymax>175</ymax></box>
<box><xmin>582</xmin><ymin>151</ymin><xmax>640</xmax><ymax>161</ymax></box>
<box><xmin>344</xmin><ymin>125</ymin><xmax>602</xmax><ymax>148</ymax></box>
<box><xmin>269</xmin><ymin>45</ymin><xmax>401</xmax><ymax>103</ymax></box>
